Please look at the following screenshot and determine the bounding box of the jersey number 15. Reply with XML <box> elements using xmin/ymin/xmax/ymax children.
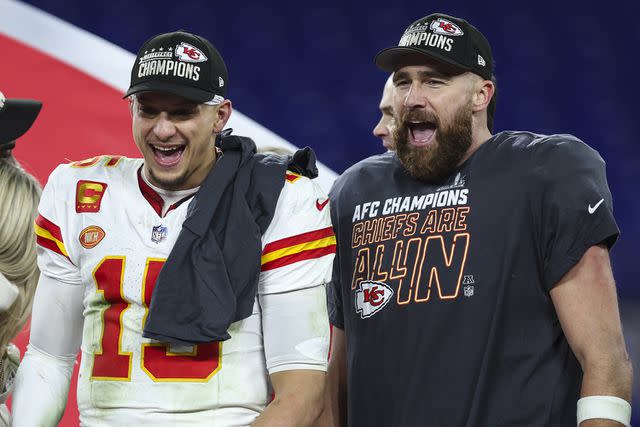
<box><xmin>91</xmin><ymin>257</ymin><xmax>221</xmax><ymax>382</ymax></box>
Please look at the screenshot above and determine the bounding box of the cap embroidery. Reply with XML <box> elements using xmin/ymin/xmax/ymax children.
<box><xmin>175</xmin><ymin>42</ymin><xmax>208</xmax><ymax>63</ymax></box>
<box><xmin>398</xmin><ymin>31</ymin><xmax>454</xmax><ymax>53</ymax></box>
<box><xmin>126</xmin><ymin>31</ymin><xmax>229</xmax><ymax>102</ymax></box>
<box><xmin>429</xmin><ymin>18</ymin><xmax>464</xmax><ymax>36</ymax></box>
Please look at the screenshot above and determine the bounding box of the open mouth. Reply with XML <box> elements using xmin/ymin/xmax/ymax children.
<box><xmin>408</xmin><ymin>121</ymin><xmax>437</xmax><ymax>147</ymax></box>
<box><xmin>151</xmin><ymin>144</ymin><xmax>186</xmax><ymax>167</ymax></box>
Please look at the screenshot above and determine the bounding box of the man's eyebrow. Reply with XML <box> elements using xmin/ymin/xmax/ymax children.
<box><xmin>175</xmin><ymin>101</ymin><xmax>199</xmax><ymax>107</ymax></box>
<box><xmin>392</xmin><ymin>71</ymin><xmax>408</xmax><ymax>82</ymax></box>
<box><xmin>417</xmin><ymin>69</ymin><xmax>451</xmax><ymax>79</ymax></box>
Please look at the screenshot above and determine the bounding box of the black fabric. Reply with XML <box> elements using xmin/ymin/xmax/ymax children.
<box><xmin>328</xmin><ymin>131</ymin><xmax>619</xmax><ymax>427</ymax></box>
<box><xmin>375</xmin><ymin>13</ymin><xmax>493</xmax><ymax>79</ymax></box>
<box><xmin>126</xmin><ymin>30</ymin><xmax>228</xmax><ymax>102</ymax></box>
<box><xmin>143</xmin><ymin>132</ymin><xmax>317</xmax><ymax>345</ymax></box>
<box><xmin>0</xmin><ymin>97</ymin><xmax>42</xmax><ymax>146</ymax></box>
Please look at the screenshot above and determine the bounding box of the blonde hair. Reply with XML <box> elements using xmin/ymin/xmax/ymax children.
<box><xmin>0</xmin><ymin>157</ymin><xmax>41</xmax><ymax>352</ymax></box>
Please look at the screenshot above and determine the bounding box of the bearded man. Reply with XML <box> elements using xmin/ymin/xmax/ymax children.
<box><xmin>321</xmin><ymin>12</ymin><xmax>632</xmax><ymax>427</ymax></box>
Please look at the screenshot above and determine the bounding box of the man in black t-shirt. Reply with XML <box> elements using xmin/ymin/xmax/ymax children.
<box><xmin>322</xmin><ymin>13</ymin><xmax>633</xmax><ymax>427</ymax></box>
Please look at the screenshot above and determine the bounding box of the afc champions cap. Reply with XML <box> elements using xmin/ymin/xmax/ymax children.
<box><xmin>0</xmin><ymin>91</ymin><xmax>42</xmax><ymax>146</ymax></box>
<box><xmin>375</xmin><ymin>13</ymin><xmax>493</xmax><ymax>80</ymax></box>
<box><xmin>126</xmin><ymin>30</ymin><xmax>228</xmax><ymax>104</ymax></box>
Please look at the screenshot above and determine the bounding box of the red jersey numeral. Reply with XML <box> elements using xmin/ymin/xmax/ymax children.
<box><xmin>92</xmin><ymin>257</ymin><xmax>132</xmax><ymax>380</ymax></box>
<box><xmin>91</xmin><ymin>257</ymin><xmax>221</xmax><ymax>382</ymax></box>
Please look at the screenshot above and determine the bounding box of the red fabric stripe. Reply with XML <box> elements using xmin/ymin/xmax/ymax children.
<box><xmin>35</xmin><ymin>214</ymin><xmax>64</xmax><ymax>243</ymax></box>
<box><xmin>137</xmin><ymin>169</ymin><xmax>163</xmax><ymax>217</ymax></box>
<box><xmin>36</xmin><ymin>234</ymin><xmax>70</xmax><ymax>262</ymax></box>
<box><xmin>263</xmin><ymin>227</ymin><xmax>334</xmax><ymax>255</ymax></box>
<box><xmin>261</xmin><ymin>245</ymin><xmax>335</xmax><ymax>272</ymax></box>
<box><xmin>136</xmin><ymin>168</ymin><xmax>194</xmax><ymax>217</ymax></box>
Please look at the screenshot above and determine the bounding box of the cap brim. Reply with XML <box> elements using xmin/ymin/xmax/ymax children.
<box><xmin>375</xmin><ymin>46</ymin><xmax>469</xmax><ymax>74</ymax></box>
<box><xmin>0</xmin><ymin>99</ymin><xmax>43</xmax><ymax>145</ymax></box>
<box><xmin>125</xmin><ymin>81</ymin><xmax>219</xmax><ymax>103</ymax></box>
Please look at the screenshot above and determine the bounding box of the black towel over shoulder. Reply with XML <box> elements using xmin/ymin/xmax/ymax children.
<box><xmin>143</xmin><ymin>131</ymin><xmax>318</xmax><ymax>345</ymax></box>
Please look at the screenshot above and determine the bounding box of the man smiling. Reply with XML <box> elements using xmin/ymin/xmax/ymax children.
<box><xmin>13</xmin><ymin>31</ymin><xmax>334</xmax><ymax>426</ymax></box>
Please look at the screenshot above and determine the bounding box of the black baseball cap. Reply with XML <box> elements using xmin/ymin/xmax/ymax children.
<box><xmin>375</xmin><ymin>13</ymin><xmax>493</xmax><ymax>80</ymax></box>
<box><xmin>0</xmin><ymin>91</ymin><xmax>42</xmax><ymax>146</ymax></box>
<box><xmin>126</xmin><ymin>30</ymin><xmax>228</xmax><ymax>103</ymax></box>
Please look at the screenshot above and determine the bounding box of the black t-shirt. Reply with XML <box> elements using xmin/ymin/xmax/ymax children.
<box><xmin>328</xmin><ymin>131</ymin><xmax>619</xmax><ymax>427</ymax></box>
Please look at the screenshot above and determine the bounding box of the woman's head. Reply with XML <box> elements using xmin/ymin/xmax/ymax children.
<box><xmin>0</xmin><ymin>157</ymin><xmax>41</xmax><ymax>352</ymax></box>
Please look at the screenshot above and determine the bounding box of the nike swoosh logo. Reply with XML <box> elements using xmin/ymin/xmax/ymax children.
<box><xmin>316</xmin><ymin>198</ymin><xmax>329</xmax><ymax>211</ymax></box>
<box><xmin>588</xmin><ymin>198</ymin><xmax>604</xmax><ymax>214</ymax></box>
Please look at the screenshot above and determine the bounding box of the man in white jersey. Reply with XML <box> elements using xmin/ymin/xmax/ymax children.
<box><xmin>12</xmin><ymin>30</ymin><xmax>334</xmax><ymax>426</ymax></box>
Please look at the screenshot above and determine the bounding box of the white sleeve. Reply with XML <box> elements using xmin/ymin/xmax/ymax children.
<box><xmin>11</xmin><ymin>345</ymin><xmax>75</xmax><ymax>427</ymax></box>
<box><xmin>29</xmin><ymin>273</ymin><xmax>85</xmax><ymax>356</ymax></box>
<box><xmin>259</xmin><ymin>175</ymin><xmax>335</xmax><ymax>295</ymax></box>
<box><xmin>260</xmin><ymin>285</ymin><xmax>330</xmax><ymax>375</ymax></box>
<box><xmin>11</xmin><ymin>274</ymin><xmax>84</xmax><ymax>427</ymax></box>
<box><xmin>35</xmin><ymin>164</ymin><xmax>82</xmax><ymax>286</ymax></box>
<box><xmin>0</xmin><ymin>405</ymin><xmax>8</xmax><ymax>427</ymax></box>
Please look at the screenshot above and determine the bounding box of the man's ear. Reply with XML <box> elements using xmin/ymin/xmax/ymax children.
<box><xmin>471</xmin><ymin>78</ymin><xmax>495</xmax><ymax>113</ymax></box>
<box><xmin>213</xmin><ymin>100</ymin><xmax>233</xmax><ymax>134</ymax></box>
<box><xmin>128</xmin><ymin>96</ymin><xmax>135</xmax><ymax>117</ymax></box>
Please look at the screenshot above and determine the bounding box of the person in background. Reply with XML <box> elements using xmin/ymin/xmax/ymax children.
<box><xmin>0</xmin><ymin>90</ymin><xmax>42</xmax><ymax>426</ymax></box>
<box><xmin>372</xmin><ymin>75</ymin><xmax>396</xmax><ymax>151</ymax></box>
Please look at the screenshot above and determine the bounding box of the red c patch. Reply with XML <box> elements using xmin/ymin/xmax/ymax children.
<box><xmin>76</xmin><ymin>180</ymin><xmax>107</xmax><ymax>213</ymax></box>
<box><xmin>79</xmin><ymin>225</ymin><xmax>105</xmax><ymax>249</ymax></box>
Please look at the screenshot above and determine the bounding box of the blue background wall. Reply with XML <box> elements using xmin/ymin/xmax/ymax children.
<box><xmin>13</xmin><ymin>0</ymin><xmax>640</xmax><ymax>421</ymax></box>
<box><xmin>23</xmin><ymin>0</ymin><xmax>638</xmax><ymax>297</ymax></box>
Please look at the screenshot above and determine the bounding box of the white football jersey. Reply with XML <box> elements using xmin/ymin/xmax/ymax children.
<box><xmin>34</xmin><ymin>156</ymin><xmax>335</xmax><ymax>426</ymax></box>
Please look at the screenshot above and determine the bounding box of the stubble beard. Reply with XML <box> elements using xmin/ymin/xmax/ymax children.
<box><xmin>147</xmin><ymin>167</ymin><xmax>190</xmax><ymax>191</ymax></box>
<box><xmin>394</xmin><ymin>103</ymin><xmax>473</xmax><ymax>183</ymax></box>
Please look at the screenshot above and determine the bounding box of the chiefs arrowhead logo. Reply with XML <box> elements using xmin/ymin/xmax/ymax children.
<box><xmin>355</xmin><ymin>281</ymin><xmax>394</xmax><ymax>319</ymax></box>
<box><xmin>175</xmin><ymin>42</ymin><xmax>208</xmax><ymax>63</ymax></box>
<box><xmin>430</xmin><ymin>18</ymin><xmax>464</xmax><ymax>36</ymax></box>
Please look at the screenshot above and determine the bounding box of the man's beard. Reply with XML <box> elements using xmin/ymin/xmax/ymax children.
<box><xmin>147</xmin><ymin>168</ymin><xmax>190</xmax><ymax>191</ymax></box>
<box><xmin>394</xmin><ymin>103</ymin><xmax>473</xmax><ymax>183</ymax></box>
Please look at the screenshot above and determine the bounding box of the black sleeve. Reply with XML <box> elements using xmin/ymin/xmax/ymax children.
<box><xmin>327</xmin><ymin>244</ymin><xmax>345</xmax><ymax>329</ymax></box>
<box><xmin>530</xmin><ymin>135</ymin><xmax>619</xmax><ymax>290</ymax></box>
<box><xmin>327</xmin><ymin>181</ymin><xmax>345</xmax><ymax>329</ymax></box>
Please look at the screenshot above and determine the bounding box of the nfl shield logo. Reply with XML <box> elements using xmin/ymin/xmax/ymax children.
<box><xmin>463</xmin><ymin>285</ymin><xmax>474</xmax><ymax>297</ymax></box>
<box><xmin>151</xmin><ymin>225</ymin><xmax>168</xmax><ymax>244</ymax></box>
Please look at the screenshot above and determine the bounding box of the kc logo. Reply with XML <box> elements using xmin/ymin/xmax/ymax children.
<box><xmin>438</xmin><ymin>22</ymin><xmax>455</xmax><ymax>33</ymax></box>
<box><xmin>430</xmin><ymin>18</ymin><xmax>464</xmax><ymax>36</ymax></box>
<box><xmin>175</xmin><ymin>42</ymin><xmax>208</xmax><ymax>63</ymax></box>
<box><xmin>364</xmin><ymin>287</ymin><xmax>384</xmax><ymax>306</ymax></box>
<box><xmin>355</xmin><ymin>281</ymin><xmax>394</xmax><ymax>319</ymax></box>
